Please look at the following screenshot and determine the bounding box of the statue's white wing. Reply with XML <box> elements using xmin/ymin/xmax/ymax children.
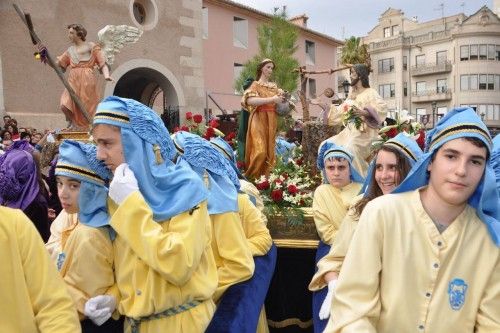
<box><xmin>97</xmin><ymin>25</ymin><xmax>143</xmax><ymax>65</ymax></box>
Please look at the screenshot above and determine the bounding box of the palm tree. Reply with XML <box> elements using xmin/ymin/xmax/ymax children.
<box><xmin>340</xmin><ymin>36</ymin><xmax>370</xmax><ymax>69</ymax></box>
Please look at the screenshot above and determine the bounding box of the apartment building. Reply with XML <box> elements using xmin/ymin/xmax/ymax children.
<box><xmin>363</xmin><ymin>5</ymin><xmax>500</xmax><ymax>134</ymax></box>
<box><xmin>202</xmin><ymin>0</ymin><xmax>343</xmax><ymax>120</ymax></box>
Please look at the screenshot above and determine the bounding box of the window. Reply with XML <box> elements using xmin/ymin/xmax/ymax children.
<box><xmin>233</xmin><ymin>63</ymin><xmax>243</xmax><ymax>93</ymax></box>
<box><xmin>495</xmin><ymin>105</ymin><xmax>500</xmax><ymax>120</ymax></box>
<box><xmin>378</xmin><ymin>58</ymin><xmax>394</xmax><ymax>73</ymax></box>
<box><xmin>415</xmin><ymin>54</ymin><xmax>425</xmax><ymax>67</ymax></box>
<box><xmin>202</xmin><ymin>7</ymin><xmax>208</xmax><ymax>39</ymax></box>
<box><xmin>308</xmin><ymin>78</ymin><xmax>316</xmax><ymax>98</ymax></box>
<box><xmin>460</xmin><ymin>75</ymin><xmax>469</xmax><ymax>91</ymax></box>
<box><xmin>378</xmin><ymin>83</ymin><xmax>395</xmax><ymax>98</ymax></box>
<box><xmin>416</xmin><ymin>108</ymin><xmax>427</xmax><ymax>123</ymax></box>
<box><xmin>404</xmin><ymin>82</ymin><xmax>408</xmax><ymax>96</ymax></box>
<box><xmin>460</xmin><ymin>45</ymin><xmax>469</xmax><ymax>61</ymax></box>
<box><xmin>470</xmin><ymin>74</ymin><xmax>478</xmax><ymax>90</ymax></box>
<box><xmin>479</xmin><ymin>45</ymin><xmax>487</xmax><ymax>60</ymax></box>
<box><xmin>488</xmin><ymin>74</ymin><xmax>494</xmax><ymax>90</ymax></box>
<box><xmin>133</xmin><ymin>2</ymin><xmax>146</xmax><ymax>24</ymax></box>
<box><xmin>470</xmin><ymin>45</ymin><xmax>478</xmax><ymax>60</ymax></box>
<box><xmin>383</xmin><ymin>27</ymin><xmax>391</xmax><ymax>38</ymax></box>
<box><xmin>392</xmin><ymin>25</ymin><xmax>399</xmax><ymax>36</ymax></box>
<box><xmin>233</xmin><ymin>17</ymin><xmax>248</xmax><ymax>48</ymax></box>
<box><xmin>479</xmin><ymin>74</ymin><xmax>487</xmax><ymax>90</ymax></box>
<box><xmin>497</xmin><ymin>45</ymin><xmax>500</xmax><ymax>61</ymax></box>
<box><xmin>437</xmin><ymin>107</ymin><xmax>447</xmax><ymax>117</ymax></box>
<box><xmin>436</xmin><ymin>51</ymin><xmax>447</xmax><ymax>64</ymax></box>
<box><xmin>403</xmin><ymin>56</ymin><xmax>408</xmax><ymax>70</ymax></box>
<box><xmin>305</xmin><ymin>40</ymin><xmax>315</xmax><ymax>65</ymax></box>
<box><xmin>495</xmin><ymin>75</ymin><xmax>500</xmax><ymax>91</ymax></box>
<box><xmin>488</xmin><ymin>45</ymin><xmax>496</xmax><ymax>60</ymax></box>
<box><xmin>436</xmin><ymin>79</ymin><xmax>447</xmax><ymax>93</ymax></box>
<box><xmin>416</xmin><ymin>81</ymin><xmax>426</xmax><ymax>95</ymax></box>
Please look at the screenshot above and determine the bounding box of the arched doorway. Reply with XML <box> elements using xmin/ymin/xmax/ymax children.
<box><xmin>106</xmin><ymin>60</ymin><xmax>186</xmax><ymax>132</ymax></box>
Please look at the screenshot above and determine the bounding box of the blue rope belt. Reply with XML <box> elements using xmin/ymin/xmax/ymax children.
<box><xmin>126</xmin><ymin>300</ymin><xmax>202</xmax><ymax>333</ymax></box>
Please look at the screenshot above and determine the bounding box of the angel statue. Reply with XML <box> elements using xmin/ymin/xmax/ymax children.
<box><xmin>55</xmin><ymin>24</ymin><xmax>142</xmax><ymax>130</ymax></box>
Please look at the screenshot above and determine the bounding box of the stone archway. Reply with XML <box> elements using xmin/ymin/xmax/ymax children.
<box><xmin>104</xmin><ymin>59</ymin><xmax>185</xmax><ymax>130</ymax></box>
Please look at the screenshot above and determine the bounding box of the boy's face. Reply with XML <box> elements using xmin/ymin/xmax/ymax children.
<box><xmin>93</xmin><ymin>124</ymin><xmax>125</xmax><ymax>173</ymax></box>
<box><xmin>324</xmin><ymin>158</ymin><xmax>351</xmax><ymax>188</ymax></box>
<box><xmin>427</xmin><ymin>138</ymin><xmax>487</xmax><ymax>207</ymax></box>
<box><xmin>56</xmin><ymin>176</ymin><xmax>80</xmax><ymax>214</ymax></box>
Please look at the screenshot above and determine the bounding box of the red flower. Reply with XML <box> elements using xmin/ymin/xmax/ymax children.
<box><xmin>180</xmin><ymin>125</ymin><xmax>189</xmax><ymax>131</ymax></box>
<box><xmin>287</xmin><ymin>184</ymin><xmax>298</xmax><ymax>195</ymax></box>
<box><xmin>236</xmin><ymin>161</ymin><xmax>245</xmax><ymax>170</ymax></box>
<box><xmin>274</xmin><ymin>178</ymin><xmax>282</xmax><ymax>185</ymax></box>
<box><xmin>256</xmin><ymin>180</ymin><xmax>270</xmax><ymax>190</ymax></box>
<box><xmin>193</xmin><ymin>114</ymin><xmax>203</xmax><ymax>124</ymax></box>
<box><xmin>271</xmin><ymin>189</ymin><xmax>283</xmax><ymax>202</ymax></box>
<box><xmin>281</xmin><ymin>173</ymin><xmax>289</xmax><ymax>180</ymax></box>
<box><xmin>296</xmin><ymin>158</ymin><xmax>303</xmax><ymax>166</ymax></box>
<box><xmin>416</xmin><ymin>129</ymin><xmax>425</xmax><ymax>150</ymax></box>
<box><xmin>209</xmin><ymin>119</ymin><xmax>219</xmax><ymax>128</ymax></box>
<box><xmin>205</xmin><ymin>127</ymin><xmax>216</xmax><ymax>138</ymax></box>
<box><xmin>186</xmin><ymin>112</ymin><xmax>193</xmax><ymax>120</ymax></box>
<box><xmin>386</xmin><ymin>127</ymin><xmax>398</xmax><ymax>138</ymax></box>
<box><xmin>173</xmin><ymin>126</ymin><xmax>180</xmax><ymax>133</ymax></box>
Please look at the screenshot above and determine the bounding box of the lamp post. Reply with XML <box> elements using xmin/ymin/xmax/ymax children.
<box><xmin>342</xmin><ymin>79</ymin><xmax>350</xmax><ymax>100</ymax></box>
<box><xmin>431</xmin><ymin>101</ymin><xmax>437</xmax><ymax>128</ymax></box>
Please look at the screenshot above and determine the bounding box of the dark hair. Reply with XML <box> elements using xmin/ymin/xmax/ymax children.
<box><xmin>353</xmin><ymin>145</ymin><xmax>412</xmax><ymax>218</ymax></box>
<box><xmin>431</xmin><ymin>137</ymin><xmax>490</xmax><ymax>162</ymax></box>
<box><xmin>20</xmin><ymin>132</ymin><xmax>31</xmax><ymax>140</ymax></box>
<box><xmin>256</xmin><ymin>59</ymin><xmax>275</xmax><ymax>81</ymax></box>
<box><xmin>351</xmin><ymin>64</ymin><xmax>370</xmax><ymax>88</ymax></box>
<box><xmin>7</xmin><ymin>124</ymin><xmax>18</xmax><ymax>135</ymax></box>
<box><xmin>67</xmin><ymin>24</ymin><xmax>87</xmax><ymax>41</ymax></box>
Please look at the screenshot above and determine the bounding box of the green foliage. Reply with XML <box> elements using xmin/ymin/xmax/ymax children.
<box><xmin>340</xmin><ymin>36</ymin><xmax>370</xmax><ymax>67</ymax></box>
<box><xmin>234</xmin><ymin>9</ymin><xmax>300</xmax><ymax>93</ymax></box>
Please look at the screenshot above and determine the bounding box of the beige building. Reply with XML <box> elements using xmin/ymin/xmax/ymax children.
<box><xmin>0</xmin><ymin>0</ymin><xmax>206</xmax><ymax>130</ymax></box>
<box><xmin>363</xmin><ymin>5</ymin><xmax>500</xmax><ymax>134</ymax></box>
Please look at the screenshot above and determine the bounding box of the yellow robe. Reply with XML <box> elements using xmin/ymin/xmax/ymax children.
<box><xmin>46</xmin><ymin>210</ymin><xmax>115</xmax><ymax>320</ymax></box>
<box><xmin>211</xmin><ymin>211</ymin><xmax>255</xmax><ymax>302</ymax></box>
<box><xmin>326</xmin><ymin>189</ymin><xmax>500</xmax><ymax>333</ymax></box>
<box><xmin>240</xmin><ymin>179</ymin><xmax>268</xmax><ymax>225</ymax></box>
<box><xmin>325</xmin><ymin>88</ymin><xmax>387</xmax><ymax>176</ymax></box>
<box><xmin>108</xmin><ymin>192</ymin><xmax>218</xmax><ymax>333</ymax></box>
<box><xmin>309</xmin><ymin>194</ymin><xmax>363</xmax><ymax>291</ymax></box>
<box><xmin>313</xmin><ymin>183</ymin><xmax>362</xmax><ymax>245</ymax></box>
<box><xmin>242</xmin><ymin>81</ymin><xmax>279</xmax><ymax>179</ymax></box>
<box><xmin>238</xmin><ymin>193</ymin><xmax>272</xmax><ymax>256</ymax></box>
<box><xmin>0</xmin><ymin>207</ymin><xmax>80</xmax><ymax>332</ymax></box>
<box><xmin>238</xmin><ymin>192</ymin><xmax>273</xmax><ymax>333</ymax></box>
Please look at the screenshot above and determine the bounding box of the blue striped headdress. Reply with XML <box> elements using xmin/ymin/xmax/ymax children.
<box><xmin>93</xmin><ymin>96</ymin><xmax>207</xmax><ymax>221</ymax></box>
<box><xmin>317</xmin><ymin>141</ymin><xmax>364</xmax><ymax>184</ymax></box>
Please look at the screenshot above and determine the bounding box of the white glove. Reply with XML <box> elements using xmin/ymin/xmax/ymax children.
<box><xmin>109</xmin><ymin>163</ymin><xmax>139</xmax><ymax>204</ymax></box>
<box><xmin>84</xmin><ymin>295</ymin><xmax>116</xmax><ymax>326</ymax></box>
<box><xmin>319</xmin><ymin>279</ymin><xmax>337</xmax><ymax>320</ymax></box>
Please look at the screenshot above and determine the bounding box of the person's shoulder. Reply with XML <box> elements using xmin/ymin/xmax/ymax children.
<box><xmin>364</xmin><ymin>190</ymin><xmax>415</xmax><ymax>212</ymax></box>
<box><xmin>0</xmin><ymin>206</ymin><xmax>26</xmax><ymax>225</ymax></box>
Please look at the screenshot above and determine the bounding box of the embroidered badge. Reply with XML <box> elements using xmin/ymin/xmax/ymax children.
<box><xmin>448</xmin><ymin>278</ymin><xmax>468</xmax><ymax>310</ymax></box>
<box><xmin>56</xmin><ymin>252</ymin><xmax>66</xmax><ymax>271</ymax></box>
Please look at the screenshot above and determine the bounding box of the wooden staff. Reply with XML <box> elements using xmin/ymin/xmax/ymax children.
<box><xmin>13</xmin><ymin>3</ymin><xmax>91</xmax><ymax>123</ymax></box>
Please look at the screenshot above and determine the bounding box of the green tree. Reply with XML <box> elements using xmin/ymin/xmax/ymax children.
<box><xmin>340</xmin><ymin>36</ymin><xmax>370</xmax><ymax>68</ymax></box>
<box><xmin>234</xmin><ymin>9</ymin><xmax>300</xmax><ymax>93</ymax></box>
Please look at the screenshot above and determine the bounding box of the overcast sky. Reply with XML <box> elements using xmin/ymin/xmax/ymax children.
<box><xmin>232</xmin><ymin>0</ymin><xmax>494</xmax><ymax>40</ymax></box>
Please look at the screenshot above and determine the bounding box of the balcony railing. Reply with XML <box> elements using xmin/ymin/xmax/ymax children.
<box><xmin>368</xmin><ymin>30</ymin><xmax>451</xmax><ymax>51</ymax></box>
<box><xmin>411</xmin><ymin>61</ymin><xmax>452</xmax><ymax>76</ymax></box>
<box><xmin>412</xmin><ymin>88</ymin><xmax>452</xmax><ymax>103</ymax></box>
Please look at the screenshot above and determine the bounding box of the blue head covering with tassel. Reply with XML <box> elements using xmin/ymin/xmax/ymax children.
<box><xmin>492</xmin><ymin>134</ymin><xmax>500</xmax><ymax>194</ymax></box>
<box><xmin>209</xmin><ymin>136</ymin><xmax>245</xmax><ymax>180</ymax></box>
<box><xmin>317</xmin><ymin>142</ymin><xmax>364</xmax><ymax>184</ymax></box>
<box><xmin>172</xmin><ymin>131</ymin><xmax>239</xmax><ymax>214</ymax></box>
<box><xmin>360</xmin><ymin>133</ymin><xmax>423</xmax><ymax>193</ymax></box>
<box><xmin>55</xmin><ymin>140</ymin><xmax>112</xmax><ymax>232</ymax></box>
<box><xmin>93</xmin><ymin>96</ymin><xmax>207</xmax><ymax>221</ymax></box>
<box><xmin>394</xmin><ymin>107</ymin><xmax>500</xmax><ymax>246</ymax></box>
